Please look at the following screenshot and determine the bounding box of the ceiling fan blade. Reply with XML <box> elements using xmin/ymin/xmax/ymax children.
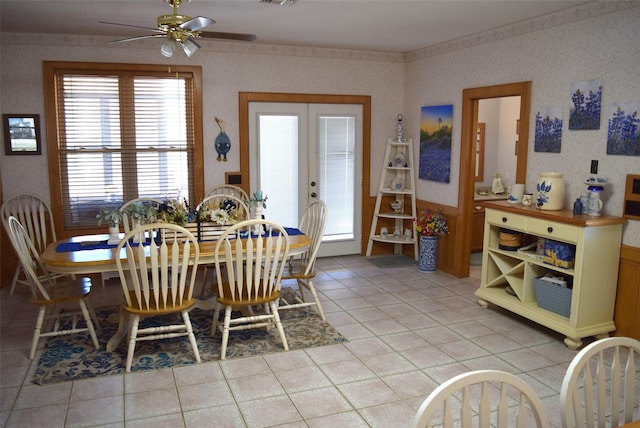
<box><xmin>199</xmin><ymin>31</ymin><xmax>257</xmax><ymax>42</ymax></box>
<box><xmin>180</xmin><ymin>16</ymin><xmax>215</xmax><ymax>32</ymax></box>
<box><xmin>110</xmin><ymin>34</ymin><xmax>165</xmax><ymax>44</ymax></box>
<box><xmin>100</xmin><ymin>21</ymin><xmax>163</xmax><ymax>33</ymax></box>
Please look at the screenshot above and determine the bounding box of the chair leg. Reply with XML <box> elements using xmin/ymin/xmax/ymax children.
<box><xmin>79</xmin><ymin>299</ymin><xmax>100</xmax><ymax>350</ymax></box>
<box><xmin>125</xmin><ymin>314</ymin><xmax>140</xmax><ymax>372</ymax></box>
<box><xmin>211</xmin><ymin>302</ymin><xmax>221</xmax><ymax>336</ymax></box>
<box><xmin>29</xmin><ymin>306</ymin><xmax>47</xmax><ymax>359</ymax></box>
<box><xmin>220</xmin><ymin>306</ymin><xmax>233</xmax><ymax>360</ymax></box>
<box><xmin>270</xmin><ymin>302</ymin><xmax>289</xmax><ymax>351</ymax></box>
<box><xmin>10</xmin><ymin>264</ymin><xmax>23</xmax><ymax>295</ymax></box>
<box><xmin>85</xmin><ymin>298</ymin><xmax>101</xmax><ymax>330</ymax></box>
<box><xmin>301</xmin><ymin>278</ymin><xmax>326</xmax><ymax>321</ymax></box>
<box><xmin>181</xmin><ymin>311</ymin><xmax>201</xmax><ymax>363</ymax></box>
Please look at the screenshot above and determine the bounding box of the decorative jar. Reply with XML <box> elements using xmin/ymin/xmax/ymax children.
<box><xmin>536</xmin><ymin>172</ymin><xmax>565</xmax><ymax>210</ymax></box>
<box><xmin>419</xmin><ymin>236</ymin><xmax>438</xmax><ymax>272</ymax></box>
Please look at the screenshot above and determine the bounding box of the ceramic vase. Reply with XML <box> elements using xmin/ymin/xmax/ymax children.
<box><xmin>536</xmin><ymin>172</ymin><xmax>565</xmax><ymax>210</ymax></box>
<box><xmin>108</xmin><ymin>224</ymin><xmax>120</xmax><ymax>245</ymax></box>
<box><xmin>419</xmin><ymin>235</ymin><xmax>438</xmax><ymax>272</ymax></box>
<box><xmin>252</xmin><ymin>205</ymin><xmax>264</xmax><ymax>234</ymax></box>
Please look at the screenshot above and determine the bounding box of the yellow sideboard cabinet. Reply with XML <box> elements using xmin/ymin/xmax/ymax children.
<box><xmin>476</xmin><ymin>201</ymin><xmax>625</xmax><ymax>349</ymax></box>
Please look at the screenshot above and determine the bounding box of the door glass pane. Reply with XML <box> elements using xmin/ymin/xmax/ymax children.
<box><xmin>318</xmin><ymin>116</ymin><xmax>355</xmax><ymax>240</ymax></box>
<box><xmin>258</xmin><ymin>115</ymin><xmax>299</xmax><ymax>227</ymax></box>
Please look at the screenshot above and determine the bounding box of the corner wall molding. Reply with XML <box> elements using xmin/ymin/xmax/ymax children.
<box><xmin>2</xmin><ymin>1</ymin><xmax>636</xmax><ymax>64</ymax></box>
<box><xmin>405</xmin><ymin>1</ymin><xmax>639</xmax><ymax>62</ymax></box>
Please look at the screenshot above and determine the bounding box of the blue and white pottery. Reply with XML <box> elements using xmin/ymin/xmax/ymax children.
<box><xmin>419</xmin><ymin>235</ymin><xmax>438</xmax><ymax>272</ymax></box>
<box><xmin>536</xmin><ymin>172</ymin><xmax>565</xmax><ymax>210</ymax></box>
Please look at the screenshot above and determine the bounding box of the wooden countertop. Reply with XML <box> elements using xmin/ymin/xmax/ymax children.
<box><xmin>483</xmin><ymin>200</ymin><xmax>626</xmax><ymax>227</ymax></box>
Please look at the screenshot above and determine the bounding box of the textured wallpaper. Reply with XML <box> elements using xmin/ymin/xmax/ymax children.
<box><xmin>1</xmin><ymin>1</ymin><xmax>639</xmax><ymax>247</ymax></box>
<box><xmin>404</xmin><ymin>2</ymin><xmax>640</xmax><ymax>246</ymax></box>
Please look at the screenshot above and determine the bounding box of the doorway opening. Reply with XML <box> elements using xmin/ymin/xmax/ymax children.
<box><xmin>454</xmin><ymin>81</ymin><xmax>532</xmax><ymax>278</ymax></box>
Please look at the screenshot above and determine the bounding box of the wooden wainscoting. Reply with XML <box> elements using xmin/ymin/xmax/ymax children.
<box><xmin>613</xmin><ymin>244</ymin><xmax>640</xmax><ymax>340</ymax></box>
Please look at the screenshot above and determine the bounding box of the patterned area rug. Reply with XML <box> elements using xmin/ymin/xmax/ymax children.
<box><xmin>367</xmin><ymin>255</ymin><xmax>418</xmax><ymax>269</ymax></box>
<box><xmin>32</xmin><ymin>289</ymin><xmax>346</xmax><ymax>385</ymax></box>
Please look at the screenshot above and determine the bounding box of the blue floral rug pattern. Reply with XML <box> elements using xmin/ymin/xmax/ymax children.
<box><xmin>32</xmin><ymin>290</ymin><xmax>346</xmax><ymax>385</ymax></box>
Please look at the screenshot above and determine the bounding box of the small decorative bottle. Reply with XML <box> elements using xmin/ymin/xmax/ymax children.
<box><xmin>573</xmin><ymin>198</ymin><xmax>583</xmax><ymax>215</ymax></box>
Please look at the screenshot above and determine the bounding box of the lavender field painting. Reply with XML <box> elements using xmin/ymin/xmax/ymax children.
<box><xmin>535</xmin><ymin>107</ymin><xmax>563</xmax><ymax>153</ymax></box>
<box><xmin>569</xmin><ymin>80</ymin><xmax>602</xmax><ymax>130</ymax></box>
<box><xmin>419</xmin><ymin>104</ymin><xmax>453</xmax><ymax>183</ymax></box>
<box><xmin>607</xmin><ymin>102</ymin><xmax>640</xmax><ymax>156</ymax></box>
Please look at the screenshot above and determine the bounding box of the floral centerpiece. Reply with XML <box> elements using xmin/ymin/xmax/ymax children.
<box><xmin>414</xmin><ymin>210</ymin><xmax>449</xmax><ymax>237</ymax></box>
<box><xmin>156</xmin><ymin>199</ymin><xmax>192</xmax><ymax>226</ymax></box>
<box><xmin>198</xmin><ymin>198</ymin><xmax>245</xmax><ymax>225</ymax></box>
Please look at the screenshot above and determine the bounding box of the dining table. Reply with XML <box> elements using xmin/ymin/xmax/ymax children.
<box><xmin>41</xmin><ymin>227</ymin><xmax>311</xmax><ymax>352</ymax></box>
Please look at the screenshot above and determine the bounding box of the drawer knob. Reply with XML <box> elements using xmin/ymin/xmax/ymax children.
<box><xmin>547</xmin><ymin>226</ymin><xmax>553</xmax><ymax>233</ymax></box>
<box><xmin>502</xmin><ymin>217</ymin><xmax>507</xmax><ymax>223</ymax></box>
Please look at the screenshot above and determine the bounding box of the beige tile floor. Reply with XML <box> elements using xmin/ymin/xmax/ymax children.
<box><xmin>1</xmin><ymin>255</ymin><xmax>585</xmax><ymax>427</ymax></box>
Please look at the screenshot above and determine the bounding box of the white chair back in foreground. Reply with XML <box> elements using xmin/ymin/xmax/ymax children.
<box><xmin>411</xmin><ymin>369</ymin><xmax>549</xmax><ymax>428</ymax></box>
<box><xmin>560</xmin><ymin>336</ymin><xmax>640</xmax><ymax>428</ymax></box>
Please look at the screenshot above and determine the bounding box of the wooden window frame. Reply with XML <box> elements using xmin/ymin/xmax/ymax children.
<box><xmin>43</xmin><ymin>61</ymin><xmax>204</xmax><ymax>238</ymax></box>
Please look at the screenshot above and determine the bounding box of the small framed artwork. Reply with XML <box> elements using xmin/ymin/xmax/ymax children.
<box><xmin>3</xmin><ymin>114</ymin><xmax>42</xmax><ymax>155</ymax></box>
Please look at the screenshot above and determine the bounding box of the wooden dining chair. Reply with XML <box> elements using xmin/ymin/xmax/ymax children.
<box><xmin>119</xmin><ymin>197</ymin><xmax>164</xmax><ymax>233</ymax></box>
<box><xmin>204</xmin><ymin>184</ymin><xmax>249</xmax><ymax>201</ymax></box>
<box><xmin>1</xmin><ymin>193</ymin><xmax>61</xmax><ymax>295</ymax></box>
<box><xmin>115</xmin><ymin>222</ymin><xmax>201</xmax><ymax>372</ymax></box>
<box><xmin>280</xmin><ymin>200</ymin><xmax>328</xmax><ymax>320</ymax></box>
<box><xmin>6</xmin><ymin>216</ymin><xmax>100</xmax><ymax>359</ymax></box>
<box><xmin>196</xmin><ymin>194</ymin><xmax>251</xmax><ymax>297</ymax></box>
<box><xmin>411</xmin><ymin>369</ymin><xmax>549</xmax><ymax>428</ymax></box>
<box><xmin>211</xmin><ymin>219</ymin><xmax>290</xmax><ymax>360</ymax></box>
<box><xmin>560</xmin><ymin>336</ymin><xmax>640</xmax><ymax>428</ymax></box>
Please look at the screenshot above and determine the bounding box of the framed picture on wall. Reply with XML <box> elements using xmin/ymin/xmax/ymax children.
<box><xmin>3</xmin><ymin>114</ymin><xmax>42</xmax><ymax>155</ymax></box>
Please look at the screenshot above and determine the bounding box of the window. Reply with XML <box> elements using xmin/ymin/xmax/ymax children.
<box><xmin>43</xmin><ymin>62</ymin><xmax>204</xmax><ymax>235</ymax></box>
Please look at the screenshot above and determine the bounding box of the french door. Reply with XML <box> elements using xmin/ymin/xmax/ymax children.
<box><xmin>248</xmin><ymin>102</ymin><xmax>362</xmax><ymax>256</ymax></box>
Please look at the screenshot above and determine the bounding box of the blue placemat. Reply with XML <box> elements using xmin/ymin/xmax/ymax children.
<box><xmin>56</xmin><ymin>227</ymin><xmax>303</xmax><ymax>252</ymax></box>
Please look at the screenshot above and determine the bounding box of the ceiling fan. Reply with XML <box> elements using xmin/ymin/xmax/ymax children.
<box><xmin>101</xmin><ymin>0</ymin><xmax>257</xmax><ymax>58</ymax></box>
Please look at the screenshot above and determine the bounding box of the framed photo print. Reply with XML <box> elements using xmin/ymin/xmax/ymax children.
<box><xmin>3</xmin><ymin>114</ymin><xmax>42</xmax><ymax>155</ymax></box>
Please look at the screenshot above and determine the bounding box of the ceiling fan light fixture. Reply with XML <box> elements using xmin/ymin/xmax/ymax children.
<box><xmin>180</xmin><ymin>38</ymin><xmax>200</xmax><ymax>57</ymax></box>
<box><xmin>160</xmin><ymin>38</ymin><xmax>177</xmax><ymax>57</ymax></box>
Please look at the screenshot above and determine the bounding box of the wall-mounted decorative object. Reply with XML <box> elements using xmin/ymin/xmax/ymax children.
<box><xmin>569</xmin><ymin>79</ymin><xmax>602</xmax><ymax>130</ymax></box>
<box><xmin>419</xmin><ymin>104</ymin><xmax>453</xmax><ymax>183</ymax></box>
<box><xmin>606</xmin><ymin>101</ymin><xmax>640</xmax><ymax>156</ymax></box>
<box><xmin>534</xmin><ymin>107</ymin><xmax>562</xmax><ymax>153</ymax></box>
<box><xmin>3</xmin><ymin>114</ymin><xmax>41</xmax><ymax>155</ymax></box>
<box><xmin>214</xmin><ymin>116</ymin><xmax>231</xmax><ymax>161</ymax></box>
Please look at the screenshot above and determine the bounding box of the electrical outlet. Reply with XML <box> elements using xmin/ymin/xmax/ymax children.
<box><xmin>590</xmin><ymin>160</ymin><xmax>598</xmax><ymax>175</ymax></box>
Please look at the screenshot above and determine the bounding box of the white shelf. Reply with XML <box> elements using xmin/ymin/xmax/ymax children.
<box><xmin>366</xmin><ymin>137</ymin><xmax>418</xmax><ymax>259</ymax></box>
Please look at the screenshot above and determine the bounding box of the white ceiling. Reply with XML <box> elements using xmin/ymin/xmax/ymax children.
<box><xmin>1</xmin><ymin>0</ymin><xmax>590</xmax><ymax>53</ymax></box>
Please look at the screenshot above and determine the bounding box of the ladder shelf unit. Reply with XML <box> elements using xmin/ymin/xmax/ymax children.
<box><xmin>366</xmin><ymin>138</ymin><xmax>418</xmax><ymax>259</ymax></box>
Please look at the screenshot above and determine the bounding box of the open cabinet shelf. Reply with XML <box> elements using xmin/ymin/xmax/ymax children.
<box><xmin>475</xmin><ymin>201</ymin><xmax>624</xmax><ymax>349</ymax></box>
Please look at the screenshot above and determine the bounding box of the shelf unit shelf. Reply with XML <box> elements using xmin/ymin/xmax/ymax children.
<box><xmin>475</xmin><ymin>200</ymin><xmax>625</xmax><ymax>349</ymax></box>
<box><xmin>366</xmin><ymin>137</ymin><xmax>418</xmax><ymax>259</ymax></box>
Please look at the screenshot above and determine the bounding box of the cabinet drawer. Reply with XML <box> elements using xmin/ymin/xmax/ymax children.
<box><xmin>528</xmin><ymin>218</ymin><xmax>579</xmax><ymax>242</ymax></box>
<box><xmin>485</xmin><ymin>209</ymin><xmax>526</xmax><ymax>231</ymax></box>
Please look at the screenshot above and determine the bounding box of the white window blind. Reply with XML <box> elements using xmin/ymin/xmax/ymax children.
<box><xmin>52</xmin><ymin>69</ymin><xmax>197</xmax><ymax>230</ymax></box>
